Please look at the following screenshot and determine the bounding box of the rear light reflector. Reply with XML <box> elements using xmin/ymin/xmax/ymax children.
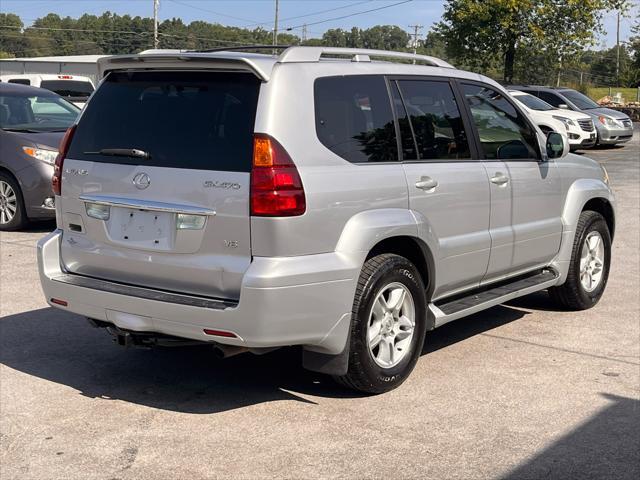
<box><xmin>251</xmin><ymin>134</ymin><xmax>306</xmax><ymax>217</ymax></box>
<box><xmin>50</xmin><ymin>298</ymin><xmax>68</xmax><ymax>307</ymax></box>
<box><xmin>203</xmin><ymin>329</ymin><xmax>237</xmax><ymax>338</ymax></box>
<box><xmin>52</xmin><ymin>125</ymin><xmax>76</xmax><ymax>196</ymax></box>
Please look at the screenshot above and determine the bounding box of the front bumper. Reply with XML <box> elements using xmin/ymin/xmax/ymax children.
<box><xmin>596</xmin><ymin>124</ymin><xmax>634</xmax><ymax>145</ymax></box>
<box><xmin>38</xmin><ymin>230</ymin><xmax>360</xmax><ymax>354</ymax></box>
<box><xmin>567</xmin><ymin>126</ymin><xmax>596</xmax><ymax>149</ymax></box>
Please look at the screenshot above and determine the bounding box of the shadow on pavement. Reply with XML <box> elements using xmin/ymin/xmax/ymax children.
<box><xmin>1</xmin><ymin>302</ymin><xmax>528</xmax><ymax>414</ymax></box>
<box><xmin>18</xmin><ymin>219</ymin><xmax>56</xmax><ymax>233</ymax></box>
<box><xmin>424</xmin><ymin>303</ymin><xmax>528</xmax><ymax>354</ymax></box>
<box><xmin>501</xmin><ymin>393</ymin><xmax>640</xmax><ymax>480</ymax></box>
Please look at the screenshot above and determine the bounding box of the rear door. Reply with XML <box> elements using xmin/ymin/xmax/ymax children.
<box><xmin>391</xmin><ymin>78</ymin><xmax>491</xmax><ymax>299</ymax></box>
<box><xmin>59</xmin><ymin>71</ymin><xmax>260</xmax><ymax>299</ymax></box>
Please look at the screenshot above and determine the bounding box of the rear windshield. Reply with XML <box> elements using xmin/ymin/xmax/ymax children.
<box><xmin>40</xmin><ymin>80</ymin><xmax>94</xmax><ymax>98</ymax></box>
<box><xmin>67</xmin><ymin>71</ymin><xmax>260</xmax><ymax>172</ymax></box>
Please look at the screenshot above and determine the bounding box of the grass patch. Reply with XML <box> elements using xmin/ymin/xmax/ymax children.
<box><xmin>587</xmin><ymin>87</ymin><xmax>639</xmax><ymax>102</ymax></box>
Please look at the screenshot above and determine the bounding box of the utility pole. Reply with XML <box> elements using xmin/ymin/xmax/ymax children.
<box><xmin>153</xmin><ymin>0</ymin><xmax>159</xmax><ymax>49</ymax></box>
<box><xmin>273</xmin><ymin>0</ymin><xmax>279</xmax><ymax>50</ymax></box>
<box><xmin>616</xmin><ymin>9</ymin><xmax>620</xmax><ymax>87</ymax></box>
<box><xmin>302</xmin><ymin>24</ymin><xmax>308</xmax><ymax>42</ymax></box>
<box><xmin>408</xmin><ymin>24</ymin><xmax>423</xmax><ymax>63</ymax></box>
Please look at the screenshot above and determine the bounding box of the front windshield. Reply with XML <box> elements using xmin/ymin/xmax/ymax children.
<box><xmin>560</xmin><ymin>89</ymin><xmax>599</xmax><ymax>110</ymax></box>
<box><xmin>513</xmin><ymin>93</ymin><xmax>555</xmax><ymax>111</ymax></box>
<box><xmin>0</xmin><ymin>92</ymin><xmax>80</xmax><ymax>132</ymax></box>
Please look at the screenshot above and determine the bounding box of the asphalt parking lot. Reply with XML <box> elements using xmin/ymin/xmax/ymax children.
<box><xmin>1</xmin><ymin>128</ymin><xmax>638</xmax><ymax>480</ymax></box>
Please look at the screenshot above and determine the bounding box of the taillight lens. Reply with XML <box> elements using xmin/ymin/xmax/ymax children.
<box><xmin>251</xmin><ymin>134</ymin><xmax>306</xmax><ymax>216</ymax></box>
<box><xmin>52</xmin><ymin>125</ymin><xmax>76</xmax><ymax>196</ymax></box>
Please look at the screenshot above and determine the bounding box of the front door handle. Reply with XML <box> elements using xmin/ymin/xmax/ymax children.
<box><xmin>490</xmin><ymin>172</ymin><xmax>509</xmax><ymax>185</ymax></box>
<box><xmin>415</xmin><ymin>176</ymin><xmax>438</xmax><ymax>191</ymax></box>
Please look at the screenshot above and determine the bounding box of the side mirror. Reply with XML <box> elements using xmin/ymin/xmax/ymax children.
<box><xmin>546</xmin><ymin>132</ymin><xmax>566</xmax><ymax>159</ymax></box>
<box><xmin>558</xmin><ymin>103</ymin><xmax>569</xmax><ymax>110</ymax></box>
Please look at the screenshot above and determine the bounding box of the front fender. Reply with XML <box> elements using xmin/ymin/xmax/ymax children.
<box><xmin>552</xmin><ymin>178</ymin><xmax>615</xmax><ymax>283</ymax></box>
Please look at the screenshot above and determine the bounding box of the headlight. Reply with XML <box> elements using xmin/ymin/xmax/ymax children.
<box><xmin>601</xmin><ymin>165</ymin><xmax>610</xmax><ymax>185</ymax></box>
<box><xmin>598</xmin><ymin>115</ymin><xmax>620</xmax><ymax>128</ymax></box>
<box><xmin>22</xmin><ymin>146</ymin><xmax>58</xmax><ymax>165</ymax></box>
<box><xmin>552</xmin><ymin>116</ymin><xmax>576</xmax><ymax>129</ymax></box>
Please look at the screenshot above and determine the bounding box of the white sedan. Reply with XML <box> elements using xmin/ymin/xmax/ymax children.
<box><xmin>509</xmin><ymin>90</ymin><xmax>597</xmax><ymax>151</ymax></box>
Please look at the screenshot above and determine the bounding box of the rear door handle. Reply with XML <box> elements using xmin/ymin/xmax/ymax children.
<box><xmin>490</xmin><ymin>172</ymin><xmax>509</xmax><ymax>185</ymax></box>
<box><xmin>415</xmin><ymin>176</ymin><xmax>438</xmax><ymax>191</ymax></box>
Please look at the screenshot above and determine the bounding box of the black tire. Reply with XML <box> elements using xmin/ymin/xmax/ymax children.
<box><xmin>333</xmin><ymin>253</ymin><xmax>427</xmax><ymax>394</ymax></box>
<box><xmin>0</xmin><ymin>172</ymin><xmax>27</xmax><ymax>231</ymax></box>
<box><xmin>549</xmin><ymin>211</ymin><xmax>611</xmax><ymax>310</ymax></box>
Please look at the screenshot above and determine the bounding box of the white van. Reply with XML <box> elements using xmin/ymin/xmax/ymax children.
<box><xmin>0</xmin><ymin>74</ymin><xmax>94</xmax><ymax>108</ymax></box>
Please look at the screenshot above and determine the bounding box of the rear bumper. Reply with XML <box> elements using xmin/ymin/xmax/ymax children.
<box><xmin>38</xmin><ymin>230</ymin><xmax>360</xmax><ymax>354</ymax></box>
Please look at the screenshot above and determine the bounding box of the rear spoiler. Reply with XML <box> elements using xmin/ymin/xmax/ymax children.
<box><xmin>97</xmin><ymin>52</ymin><xmax>275</xmax><ymax>81</ymax></box>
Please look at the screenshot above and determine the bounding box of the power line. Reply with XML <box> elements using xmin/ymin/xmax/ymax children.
<box><xmin>242</xmin><ymin>0</ymin><xmax>373</xmax><ymax>29</ymax></box>
<box><xmin>286</xmin><ymin>0</ymin><xmax>413</xmax><ymax>30</ymax></box>
<box><xmin>166</xmin><ymin>0</ymin><xmax>260</xmax><ymax>24</ymax></box>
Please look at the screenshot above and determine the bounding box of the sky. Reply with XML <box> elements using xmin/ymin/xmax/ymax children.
<box><xmin>1</xmin><ymin>0</ymin><xmax>637</xmax><ymax>47</ymax></box>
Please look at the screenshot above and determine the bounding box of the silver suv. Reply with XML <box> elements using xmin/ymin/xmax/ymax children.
<box><xmin>38</xmin><ymin>47</ymin><xmax>615</xmax><ymax>393</ymax></box>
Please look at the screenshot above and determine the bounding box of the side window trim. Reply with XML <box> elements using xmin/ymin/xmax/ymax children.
<box><xmin>386</xmin><ymin>74</ymin><xmax>481</xmax><ymax>163</ymax></box>
<box><xmin>457</xmin><ymin>79</ymin><xmax>542</xmax><ymax>162</ymax></box>
<box><xmin>386</xmin><ymin>78</ymin><xmax>420</xmax><ymax>161</ymax></box>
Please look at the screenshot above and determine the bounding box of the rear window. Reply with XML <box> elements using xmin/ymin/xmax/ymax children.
<box><xmin>40</xmin><ymin>80</ymin><xmax>94</xmax><ymax>98</ymax></box>
<box><xmin>8</xmin><ymin>79</ymin><xmax>31</xmax><ymax>85</ymax></box>
<box><xmin>67</xmin><ymin>71</ymin><xmax>261</xmax><ymax>172</ymax></box>
<box><xmin>314</xmin><ymin>75</ymin><xmax>397</xmax><ymax>163</ymax></box>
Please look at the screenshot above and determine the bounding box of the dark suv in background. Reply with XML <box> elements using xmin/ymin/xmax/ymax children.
<box><xmin>510</xmin><ymin>85</ymin><xmax>633</xmax><ymax>146</ymax></box>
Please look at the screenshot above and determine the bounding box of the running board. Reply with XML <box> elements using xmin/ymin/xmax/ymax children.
<box><xmin>430</xmin><ymin>270</ymin><xmax>559</xmax><ymax>327</ymax></box>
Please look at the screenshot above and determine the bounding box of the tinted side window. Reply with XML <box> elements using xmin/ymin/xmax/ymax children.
<box><xmin>462</xmin><ymin>83</ymin><xmax>540</xmax><ymax>160</ymax></box>
<box><xmin>9</xmin><ymin>79</ymin><xmax>31</xmax><ymax>85</ymax></box>
<box><xmin>537</xmin><ymin>91</ymin><xmax>563</xmax><ymax>108</ymax></box>
<box><xmin>315</xmin><ymin>75</ymin><xmax>397</xmax><ymax>163</ymax></box>
<box><xmin>396</xmin><ymin>80</ymin><xmax>470</xmax><ymax>160</ymax></box>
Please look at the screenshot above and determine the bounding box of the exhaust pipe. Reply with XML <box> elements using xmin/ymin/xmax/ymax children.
<box><xmin>213</xmin><ymin>344</ymin><xmax>249</xmax><ymax>359</ymax></box>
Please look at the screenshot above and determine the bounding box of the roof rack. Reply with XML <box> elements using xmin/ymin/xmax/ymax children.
<box><xmin>187</xmin><ymin>45</ymin><xmax>291</xmax><ymax>54</ymax></box>
<box><xmin>277</xmin><ymin>47</ymin><xmax>454</xmax><ymax>68</ymax></box>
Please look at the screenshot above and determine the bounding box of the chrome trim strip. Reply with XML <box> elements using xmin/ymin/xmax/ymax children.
<box><xmin>79</xmin><ymin>194</ymin><xmax>216</xmax><ymax>216</ymax></box>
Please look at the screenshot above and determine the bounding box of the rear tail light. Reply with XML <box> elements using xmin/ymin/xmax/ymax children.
<box><xmin>52</xmin><ymin>125</ymin><xmax>76</xmax><ymax>196</ymax></box>
<box><xmin>251</xmin><ymin>134</ymin><xmax>306</xmax><ymax>217</ymax></box>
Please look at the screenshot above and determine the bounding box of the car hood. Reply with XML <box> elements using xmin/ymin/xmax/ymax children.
<box><xmin>582</xmin><ymin>107</ymin><xmax>630</xmax><ymax>120</ymax></box>
<box><xmin>548</xmin><ymin>109</ymin><xmax>591</xmax><ymax>122</ymax></box>
<box><xmin>3</xmin><ymin>130</ymin><xmax>65</xmax><ymax>150</ymax></box>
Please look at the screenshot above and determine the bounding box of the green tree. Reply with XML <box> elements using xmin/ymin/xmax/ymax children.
<box><xmin>436</xmin><ymin>0</ymin><xmax>614</xmax><ymax>83</ymax></box>
<box><xmin>0</xmin><ymin>13</ymin><xmax>24</xmax><ymax>57</ymax></box>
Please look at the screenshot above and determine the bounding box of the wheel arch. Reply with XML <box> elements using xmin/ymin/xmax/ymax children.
<box><xmin>582</xmin><ymin>197</ymin><xmax>615</xmax><ymax>241</ymax></box>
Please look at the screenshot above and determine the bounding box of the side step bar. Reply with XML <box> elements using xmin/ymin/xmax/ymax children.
<box><xmin>430</xmin><ymin>270</ymin><xmax>559</xmax><ymax>327</ymax></box>
<box><xmin>51</xmin><ymin>273</ymin><xmax>238</xmax><ymax>310</ymax></box>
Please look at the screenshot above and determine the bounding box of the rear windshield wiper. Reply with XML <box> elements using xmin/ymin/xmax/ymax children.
<box><xmin>84</xmin><ymin>148</ymin><xmax>151</xmax><ymax>159</ymax></box>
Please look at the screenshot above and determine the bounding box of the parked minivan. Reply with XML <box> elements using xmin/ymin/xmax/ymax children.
<box><xmin>509</xmin><ymin>85</ymin><xmax>633</xmax><ymax>146</ymax></box>
<box><xmin>1</xmin><ymin>82</ymin><xmax>80</xmax><ymax>229</ymax></box>
<box><xmin>38</xmin><ymin>47</ymin><xmax>615</xmax><ymax>393</ymax></box>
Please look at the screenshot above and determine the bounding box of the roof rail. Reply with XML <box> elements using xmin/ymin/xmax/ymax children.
<box><xmin>278</xmin><ymin>47</ymin><xmax>454</xmax><ymax>68</ymax></box>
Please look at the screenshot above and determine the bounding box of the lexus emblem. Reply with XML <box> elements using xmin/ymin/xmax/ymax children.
<box><xmin>132</xmin><ymin>172</ymin><xmax>151</xmax><ymax>190</ymax></box>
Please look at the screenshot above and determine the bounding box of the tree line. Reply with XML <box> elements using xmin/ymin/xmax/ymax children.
<box><xmin>1</xmin><ymin>2</ymin><xmax>639</xmax><ymax>88</ymax></box>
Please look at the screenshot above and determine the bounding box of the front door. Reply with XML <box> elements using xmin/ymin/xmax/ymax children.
<box><xmin>390</xmin><ymin>78</ymin><xmax>491</xmax><ymax>300</ymax></box>
<box><xmin>459</xmin><ymin>82</ymin><xmax>563</xmax><ymax>281</ymax></box>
